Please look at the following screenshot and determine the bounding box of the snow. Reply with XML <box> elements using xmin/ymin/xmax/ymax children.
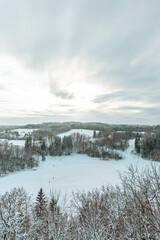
<box><xmin>11</xmin><ymin>128</ymin><xmax>38</xmax><ymax>137</ymax></box>
<box><xmin>0</xmin><ymin>139</ymin><xmax>25</xmax><ymax>147</ymax></box>
<box><xmin>0</xmin><ymin>139</ymin><xmax>157</xmax><ymax>200</ymax></box>
<box><xmin>58</xmin><ymin>129</ymin><xmax>97</xmax><ymax>138</ymax></box>
<box><xmin>0</xmin><ymin>129</ymin><xmax>97</xmax><ymax>147</ymax></box>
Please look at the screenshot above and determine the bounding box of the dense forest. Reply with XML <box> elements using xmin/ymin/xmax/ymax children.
<box><xmin>135</xmin><ymin>131</ymin><xmax>160</xmax><ymax>161</ymax></box>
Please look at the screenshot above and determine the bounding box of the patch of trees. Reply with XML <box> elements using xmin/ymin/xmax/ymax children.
<box><xmin>0</xmin><ymin>165</ymin><xmax>160</xmax><ymax>239</ymax></box>
<box><xmin>0</xmin><ymin>129</ymin><xmax>36</xmax><ymax>140</ymax></box>
<box><xmin>0</xmin><ymin>187</ymin><xmax>67</xmax><ymax>240</ymax></box>
<box><xmin>135</xmin><ymin>132</ymin><xmax>160</xmax><ymax>161</ymax></box>
<box><xmin>26</xmin><ymin>133</ymin><xmax>124</xmax><ymax>160</ymax></box>
<box><xmin>72</xmin><ymin>133</ymin><xmax>123</xmax><ymax>159</ymax></box>
<box><xmin>0</xmin><ymin>141</ymin><xmax>38</xmax><ymax>175</ymax></box>
<box><xmin>0</xmin><ymin>130</ymin><xmax>20</xmax><ymax>140</ymax></box>
<box><xmin>95</xmin><ymin>130</ymin><xmax>129</xmax><ymax>151</ymax></box>
<box><xmin>25</xmin><ymin>135</ymin><xmax>73</xmax><ymax>157</ymax></box>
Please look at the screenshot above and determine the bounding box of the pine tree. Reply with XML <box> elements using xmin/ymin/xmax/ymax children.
<box><xmin>135</xmin><ymin>136</ymin><xmax>140</xmax><ymax>153</ymax></box>
<box><xmin>41</xmin><ymin>139</ymin><xmax>46</xmax><ymax>152</ymax></box>
<box><xmin>67</xmin><ymin>136</ymin><xmax>73</xmax><ymax>154</ymax></box>
<box><xmin>25</xmin><ymin>136</ymin><xmax>32</xmax><ymax>150</ymax></box>
<box><xmin>54</xmin><ymin>136</ymin><xmax>62</xmax><ymax>156</ymax></box>
<box><xmin>62</xmin><ymin>136</ymin><xmax>67</xmax><ymax>154</ymax></box>
<box><xmin>93</xmin><ymin>130</ymin><xmax>97</xmax><ymax>138</ymax></box>
<box><xmin>34</xmin><ymin>188</ymin><xmax>49</xmax><ymax>239</ymax></box>
<box><xmin>35</xmin><ymin>188</ymin><xmax>47</xmax><ymax>218</ymax></box>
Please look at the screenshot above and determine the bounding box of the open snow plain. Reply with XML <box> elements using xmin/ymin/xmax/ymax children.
<box><xmin>58</xmin><ymin>129</ymin><xmax>97</xmax><ymax>138</ymax></box>
<box><xmin>0</xmin><ymin>138</ymin><xmax>156</xmax><ymax>200</ymax></box>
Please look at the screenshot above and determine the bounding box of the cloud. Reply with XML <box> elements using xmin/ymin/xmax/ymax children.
<box><xmin>0</xmin><ymin>0</ymin><xmax>159</xmax><ymax>66</ymax></box>
<box><xmin>0</xmin><ymin>84</ymin><xmax>5</xmax><ymax>91</ymax></box>
<box><xmin>93</xmin><ymin>90</ymin><xmax>142</xmax><ymax>104</ymax></box>
<box><xmin>49</xmin><ymin>82</ymin><xmax>74</xmax><ymax>99</ymax></box>
<box><xmin>0</xmin><ymin>0</ymin><xmax>160</xmax><ymax>124</ymax></box>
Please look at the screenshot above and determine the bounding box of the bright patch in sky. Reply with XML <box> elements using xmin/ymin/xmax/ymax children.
<box><xmin>0</xmin><ymin>55</ymin><xmax>105</xmax><ymax>118</ymax></box>
<box><xmin>0</xmin><ymin>0</ymin><xmax>160</xmax><ymax>125</ymax></box>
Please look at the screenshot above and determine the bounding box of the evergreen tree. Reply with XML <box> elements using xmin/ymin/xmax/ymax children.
<box><xmin>62</xmin><ymin>136</ymin><xmax>67</xmax><ymax>154</ymax></box>
<box><xmin>135</xmin><ymin>136</ymin><xmax>141</xmax><ymax>153</ymax></box>
<box><xmin>41</xmin><ymin>139</ymin><xmax>46</xmax><ymax>152</ymax></box>
<box><xmin>93</xmin><ymin>130</ymin><xmax>97</xmax><ymax>138</ymax></box>
<box><xmin>34</xmin><ymin>188</ymin><xmax>49</xmax><ymax>239</ymax></box>
<box><xmin>35</xmin><ymin>188</ymin><xmax>47</xmax><ymax>218</ymax></box>
<box><xmin>54</xmin><ymin>136</ymin><xmax>62</xmax><ymax>156</ymax></box>
<box><xmin>25</xmin><ymin>136</ymin><xmax>32</xmax><ymax>150</ymax></box>
<box><xmin>67</xmin><ymin>136</ymin><xmax>73</xmax><ymax>154</ymax></box>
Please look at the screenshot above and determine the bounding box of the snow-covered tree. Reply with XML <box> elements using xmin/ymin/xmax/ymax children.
<box><xmin>0</xmin><ymin>188</ymin><xmax>32</xmax><ymax>240</ymax></box>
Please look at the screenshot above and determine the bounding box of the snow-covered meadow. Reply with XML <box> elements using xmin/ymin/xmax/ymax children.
<box><xmin>11</xmin><ymin>128</ymin><xmax>38</xmax><ymax>137</ymax></box>
<box><xmin>58</xmin><ymin>129</ymin><xmax>97</xmax><ymax>138</ymax></box>
<box><xmin>0</xmin><ymin>129</ymin><xmax>97</xmax><ymax>148</ymax></box>
<box><xmin>0</xmin><ymin>139</ymin><xmax>25</xmax><ymax>147</ymax></box>
<box><xmin>0</xmin><ymin>137</ymin><xmax>155</xmax><ymax>200</ymax></box>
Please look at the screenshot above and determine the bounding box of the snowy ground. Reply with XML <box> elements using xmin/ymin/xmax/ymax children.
<box><xmin>0</xmin><ymin>139</ymin><xmax>157</xmax><ymax>200</ymax></box>
<box><xmin>0</xmin><ymin>139</ymin><xmax>25</xmax><ymax>147</ymax></box>
<box><xmin>0</xmin><ymin>129</ymin><xmax>97</xmax><ymax>148</ymax></box>
<box><xmin>11</xmin><ymin>128</ymin><xmax>38</xmax><ymax>137</ymax></box>
<box><xmin>58</xmin><ymin>129</ymin><xmax>98</xmax><ymax>138</ymax></box>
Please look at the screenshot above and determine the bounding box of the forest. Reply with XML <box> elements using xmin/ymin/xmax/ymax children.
<box><xmin>135</xmin><ymin>131</ymin><xmax>160</xmax><ymax>161</ymax></box>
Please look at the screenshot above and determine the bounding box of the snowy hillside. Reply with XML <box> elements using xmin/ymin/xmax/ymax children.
<box><xmin>0</xmin><ymin>139</ymin><xmax>25</xmax><ymax>147</ymax></box>
<box><xmin>11</xmin><ymin>128</ymin><xmax>38</xmax><ymax>137</ymax></box>
<box><xmin>0</xmin><ymin>129</ymin><xmax>97</xmax><ymax>148</ymax></box>
<box><xmin>58</xmin><ymin>129</ymin><xmax>98</xmax><ymax>138</ymax></box>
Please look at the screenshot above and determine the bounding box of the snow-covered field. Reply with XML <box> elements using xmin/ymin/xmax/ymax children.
<box><xmin>0</xmin><ymin>139</ymin><xmax>25</xmax><ymax>147</ymax></box>
<box><xmin>11</xmin><ymin>128</ymin><xmax>38</xmax><ymax>137</ymax></box>
<box><xmin>0</xmin><ymin>139</ymin><xmax>156</xmax><ymax>200</ymax></box>
<box><xmin>58</xmin><ymin>129</ymin><xmax>98</xmax><ymax>138</ymax></box>
<box><xmin>0</xmin><ymin>129</ymin><xmax>96</xmax><ymax>148</ymax></box>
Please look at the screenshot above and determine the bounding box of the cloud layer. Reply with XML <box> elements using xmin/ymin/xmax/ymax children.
<box><xmin>0</xmin><ymin>0</ymin><xmax>160</xmax><ymax>125</ymax></box>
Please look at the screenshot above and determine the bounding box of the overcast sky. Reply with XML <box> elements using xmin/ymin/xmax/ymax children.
<box><xmin>0</xmin><ymin>0</ymin><xmax>160</xmax><ymax>125</ymax></box>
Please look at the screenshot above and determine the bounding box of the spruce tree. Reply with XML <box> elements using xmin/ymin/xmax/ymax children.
<box><xmin>35</xmin><ymin>188</ymin><xmax>47</xmax><ymax>218</ymax></box>
<box><xmin>54</xmin><ymin>136</ymin><xmax>62</xmax><ymax>156</ymax></box>
<box><xmin>62</xmin><ymin>136</ymin><xmax>68</xmax><ymax>155</ymax></box>
<box><xmin>135</xmin><ymin>136</ymin><xmax>140</xmax><ymax>153</ymax></box>
<box><xmin>67</xmin><ymin>136</ymin><xmax>73</xmax><ymax>154</ymax></box>
<box><xmin>93</xmin><ymin>130</ymin><xmax>97</xmax><ymax>138</ymax></box>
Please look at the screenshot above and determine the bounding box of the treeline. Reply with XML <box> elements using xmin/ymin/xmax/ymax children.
<box><xmin>0</xmin><ymin>129</ymin><xmax>37</xmax><ymax>140</ymax></box>
<box><xmin>26</xmin><ymin>132</ymin><xmax>125</xmax><ymax>160</ymax></box>
<box><xmin>1</xmin><ymin>121</ymin><xmax>155</xmax><ymax>141</ymax></box>
<box><xmin>0</xmin><ymin>141</ymin><xmax>38</xmax><ymax>175</ymax></box>
<box><xmin>96</xmin><ymin>130</ymin><xmax>129</xmax><ymax>150</ymax></box>
<box><xmin>38</xmin><ymin>121</ymin><xmax>155</xmax><ymax>132</ymax></box>
<box><xmin>135</xmin><ymin>131</ymin><xmax>160</xmax><ymax>161</ymax></box>
<box><xmin>25</xmin><ymin>135</ymin><xmax>73</xmax><ymax>157</ymax></box>
<box><xmin>0</xmin><ymin>165</ymin><xmax>160</xmax><ymax>239</ymax></box>
<box><xmin>36</xmin><ymin>121</ymin><xmax>155</xmax><ymax>134</ymax></box>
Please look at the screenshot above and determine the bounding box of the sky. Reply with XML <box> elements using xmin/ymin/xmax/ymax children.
<box><xmin>0</xmin><ymin>0</ymin><xmax>160</xmax><ymax>125</ymax></box>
